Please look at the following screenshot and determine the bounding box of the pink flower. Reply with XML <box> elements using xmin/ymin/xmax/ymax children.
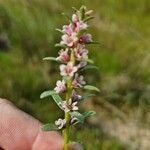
<box><xmin>54</xmin><ymin>80</ymin><xmax>66</xmax><ymax>93</ymax></box>
<box><xmin>56</xmin><ymin>49</ymin><xmax>70</xmax><ymax>63</ymax></box>
<box><xmin>60</xmin><ymin>99</ymin><xmax>78</xmax><ymax>112</ymax></box>
<box><xmin>74</xmin><ymin>44</ymin><xmax>88</xmax><ymax>61</ymax></box>
<box><xmin>75</xmin><ymin>21</ymin><xmax>88</xmax><ymax>32</ymax></box>
<box><xmin>72</xmin><ymin>74</ymin><xmax>86</xmax><ymax>88</ymax></box>
<box><xmin>55</xmin><ymin>118</ymin><xmax>66</xmax><ymax>129</ymax></box>
<box><xmin>60</xmin><ymin>64</ymin><xmax>78</xmax><ymax>77</ymax></box>
<box><xmin>60</xmin><ymin>33</ymin><xmax>78</xmax><ymax>47</ymax></box>
<box><xmin>79</xmin><ymin>34</ymin><xmax>92</xmax><ymax>44</ymax></box>
<box><xmin>72</xmin><ymin>14</ymin><xmax>79</xmax><ymax>23</ymax></box>
<box><xmin>62</xmin><ymin>24</ymin><xmax>73</xmax><ymax>36</ymax></box>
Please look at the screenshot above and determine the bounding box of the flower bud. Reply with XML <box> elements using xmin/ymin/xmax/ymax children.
<box><xmin>55</xmin><ymin>118</ymin><xmax>66</xmax><ymax>129</ymax></box>
<box><xmin>56</xmin><ymin>49</ymin><xmax>70</xmax><ymax>63</ymax></box>
<box><xmin>72</xmin><ymin>14</ymin><xmax>79</xmax><ymax>23</ymax></box>
<box><xmin>79</xmin><ymin>34</ymin><xmax>92</xmax><ymax>44</ymax></box>
<box><xmin>54</xmin><ymin>80</ymin><xmax>67</xmax><ymax>93</ymax></box>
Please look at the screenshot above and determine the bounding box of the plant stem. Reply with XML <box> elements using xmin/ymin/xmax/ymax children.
<box><xmin>63</xmin><ymin>111</ymin><xmax>70</xmax><ymax>150</ymax></box>
<box><xmin>63</xmin><ymin>81</ymin><xmax>72</xmax><ymax>150</ymax></box>
<box><xmin>63</xmin><ymin>50</ymin><xmax>75</xmax><ymax>150</ymax></box>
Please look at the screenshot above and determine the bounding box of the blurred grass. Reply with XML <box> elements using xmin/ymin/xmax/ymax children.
<box><xmin>0</xmin><ymin>0</ymin><xmax>150</xmax><ymax>149</ymax></box>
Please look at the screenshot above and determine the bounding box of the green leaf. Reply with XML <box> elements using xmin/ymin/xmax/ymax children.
<box><xmin>40</xmin><ymin>90</ymin><xmax>56</xmax><ymax>99</ymax></box>
<box><xmin>82</xmin><ymin>111</ymin><xmax>96</xmax><ymax>118</ymax></box>
<box><xmin>55</xmin><ymin>28</ymin><xmax>64</xmax><ymax>34</ymax></box>
<box><xmin>83</xmin><ymin>85</ymin><xmax>100</xmax><ymax>92</ymax></box>
<box><xmin>42</xmin><ymin>123</ymin><xmax>58</xmax><ymax>131</ymax></box>
<box><xmin>81</xmin><ymin>93</ymin><xmax>95</xmax><ymax>101</ymax></box>
<box><xmin>55</xmin><ymin>43</ymin><xmax>66</xmax><ymax>48</ymax></box>
<box><xmin>40</xmin><ymin>91</ymin><xmax>63</xmax><ymax>109</ymax></box>
<box><xmin>80</xmin><ymin>65</ymin><xmax>99</xmax><ymax>72</ymax></box>
<box><xmin>43</xmin><ymin>57</ymin><xmax>57</xmax><ymax>61</ymax></box>
<box><xmin>79</xmin><ymin>5</ymin><xmax>86</xmax><ymax>20</ymax></box>
<box><xmin>51</xmin><ymin>93</ymin><xmax>63</xmax><ymax>109</ymax></box>
<box><xmin>83</xmin><ymin>16</ymin><xmax>94</xmax><ymax>22</ymax></box>
<box><xmin>70</xmin><ymin>111</ymin><xmax>85</xmax><ymax>124</ymax></box>
<box><xmin>87</xmin><ymin>59</ymin><xmax>94</xmax><ymax>64</ymax></box>
<box><xmin>70</xmin><ymin>111</ymin><xmax>96</xmax><ymax>124</ymax></box>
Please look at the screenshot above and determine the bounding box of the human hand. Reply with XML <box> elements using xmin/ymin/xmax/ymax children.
<box><xmin>0</xmin><ymin>98</ymin><xmax>82</xmax><ymax>150</ymax></box>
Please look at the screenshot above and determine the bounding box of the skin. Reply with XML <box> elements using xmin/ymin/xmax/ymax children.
<box><xmin>0</xmin><ymin>98</ymin><xmax>82</xmax><ymax>150</ymax></box>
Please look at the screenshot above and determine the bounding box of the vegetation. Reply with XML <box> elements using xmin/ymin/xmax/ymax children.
<box><xmin>0</xmin><ymin>0</ymin><xmax>149</xmax><ymax>149</ymax></box>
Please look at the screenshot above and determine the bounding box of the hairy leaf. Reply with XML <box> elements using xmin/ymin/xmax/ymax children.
<box><xmin>55</xmin><ymin>28</ymin><xmax>64</xmax><ymax>34</ymax></box>
<box><xmin>81</xmin><ymin>93</ymin><xmax>95</xmax><ymax>101</ymax></box>
<box><xmin>83</xmin><ymin>85</ymin><xmax>100</xmax><ymax>92</ymax></box>
<box><xmin>87</xmin><ymin>59</ymin><xmax>94</xmax><ymax>64</ymax></box>
<box><xmin>84</xmin><ymin>16</ymin><xmax>94</xmax><ymax>22</ymax></box>
<box><xmin>43</xmin><ymin>57</ymin><xmax>57</xmax><ymax>61</ymax></box>
<box><xmin>40</xmin><ymin>91</ymin><xmax>63</xmax><ymax>109</ymax></box>
<box><xmin>51</xmin><ymin>93</ymin><xmax>63</xmax><ymax>109</ymax></box>
<box><xmin>82</xmin><ymin>111</ymin><xmax>96</xmax><ymax>118</ymax></box>
<box><xmin>40</xmin><ymin>90</ymin><xmax>56</xmax><ymax>99</ymax></box>
<box><xmin>70</xmin><ymin>111</ymin><xmax>96</xmax><ymax>124</ymax></box>
<box><xmin>42</xmin><ymin>123</ymin><xmax>58</xmax><ymax>131</ymax></box>
<box><xmin>80</xmin><ymin>65</ymin><xmax>99</xmax><ymax>72</ymax></box>
<box><xmin>55</xmin><ymin>43</ymin><xmax>66</xmax><ymax>48</ymax></box>
<box><xmin>70</xmin><ymin>111</ymin><xmax>85</xmax><ymax>124</ymax></box>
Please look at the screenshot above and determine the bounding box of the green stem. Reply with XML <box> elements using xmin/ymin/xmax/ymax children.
<box><xmin>63</xmin><ymin>50</ymin><xmax>75</xmax><ymax>150</ymax></box>
<box><xmin>63</xmin><ymin>113</ymin><xmax>70</xmax><ymax>150</ymax></box>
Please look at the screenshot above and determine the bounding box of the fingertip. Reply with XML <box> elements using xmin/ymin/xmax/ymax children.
<box><xmin>69</xmin><ymin>142</ymin><xmax>83</xmax><ymax>150</ymax></box>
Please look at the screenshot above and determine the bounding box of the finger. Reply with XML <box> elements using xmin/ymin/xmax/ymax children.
<box><xmin>32</xmin><ymin>129</ymin><xmax>63</xmax><ymax>150</ymax></box>
<box><xmin>69</xmin><ymin>142</ymin><xmax>83</xmax><ymax>150</ymax></box>
<box><xmin>0</xmin><ymin>98</ymin><xmax>63</xmax><ymax>150</ymax></box>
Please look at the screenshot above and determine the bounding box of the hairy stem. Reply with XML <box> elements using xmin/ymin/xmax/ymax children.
<box><xmin>63</xmin><ymin>50</ymin><xmax>75</xmax><ymax>150</ymax></box>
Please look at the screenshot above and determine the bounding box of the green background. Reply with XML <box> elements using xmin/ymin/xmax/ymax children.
<box><xmin>0</xmin><ymin>0</ymin><xmax>149</xmax><ymax>149</ymax></box>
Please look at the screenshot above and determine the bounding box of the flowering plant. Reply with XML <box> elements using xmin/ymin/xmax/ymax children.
<box><xmin>40</xmin><ymin>6</ymin><xmax>99</xmax><ymax>150</ymax></box>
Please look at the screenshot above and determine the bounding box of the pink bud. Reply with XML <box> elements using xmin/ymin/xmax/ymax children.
<box><xmin>77</xmin><ymin>61</ymin><xmax>87</xmax><ymax>69</ymax></box>
<box><xmin>72</xmin><ymin>14</ymin><xmax>79</xmax><ymax>23</ymax></box>
<box><xmin>72</xmin><ymin>90</ymin><xmax>82</xmax><ymax>102</ymax></box>
<box><xmin>55</xmin><ymin>118</ymin><xmax>66</xmax><ymax>129</ymax></box>
<box><xmin>59</xmin><ymin>100</ymin><xmax>78</xmax><ymax>112</ymax></box>
<box><xmin>54</xmin><ymin>80</ymin><xmax>66</xmax><ymax>93</ymax></box>
<box><xmin>79</xmin><ymin>34</ymin><xmax>92</xmax><ymax>44</ymax></box>
<box><xmin>72</xmin><ymin>74</ymin><xmax>86</xmax><ymax>88</ymax></box>
<box><xmin>62</xmin><ymin>24</ymin><xmax>73</xmax><ymax>36</ymax></box>
<box><xmin>74</xmin><ymin>44</ymin><xmax>88</xmax><ymax>61</ymax></box>
<box><xmin>56</xmin><ymin>49</ymin><xmax>70</xmax><ymax>63</ymax></box>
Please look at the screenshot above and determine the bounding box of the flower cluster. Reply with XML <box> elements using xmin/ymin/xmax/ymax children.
<box><xmin>41</xmin><ymin>6</ymin><xmax>98</xmax><ymax>150</ymax></box>
<box><xmin>53</xmin><ymin>7</ymin><xmax>94</xmax><ymax>129</ymax></box>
